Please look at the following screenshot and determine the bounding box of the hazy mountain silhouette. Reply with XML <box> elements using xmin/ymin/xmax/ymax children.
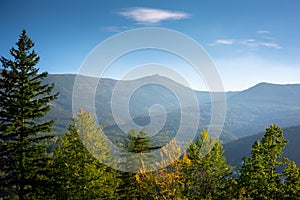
<box><xmin>43</xmin><ymin>74</ymin><xmax>300</xmax><ymax>143</ymax></box>
<box><xmin>224</xmin><ymin>125</ymin><xmax>300</xmax><ymax>167</ymax></box>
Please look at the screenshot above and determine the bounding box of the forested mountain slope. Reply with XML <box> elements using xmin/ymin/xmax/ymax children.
<box><xmin>43</xmin><ymin>74</ymin><xmax>300</xmax><ymax>142</ymax></box>
<box><xmin>224</xmin><ymin>125</ymin><xmax>300</xmax><ymax>167</ymax></box>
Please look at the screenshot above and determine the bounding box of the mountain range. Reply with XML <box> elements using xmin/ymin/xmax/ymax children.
<box><xmin>224</xmin><ymin>125</ymin><xmax>300</xmax><ymax>167</ymax></box>
<box><xmin>43</xmin><ymin>74</ymin><xmax>300</xmax><ymax>144</ymax></box>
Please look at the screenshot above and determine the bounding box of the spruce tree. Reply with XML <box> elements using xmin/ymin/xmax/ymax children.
<box><xmin>281</xmin><ymin>161</ymin><xmax>300</xmax><ymax>199</ymax></box>
<box><xmin>238</xmin><ymin>124</ymin><xmax>288</xmax><ymax>199</ymax></box>
<box><xmin>184</xmin><ymin>130</ymin><xmax>234</xmax><ymax>199</ymax></box>
<box><xmin>0</xmin><ymin>30</ymin><xmax>58</xmax><ymax>199</ymax></box>
<box><xmin>117</xmin><ymin>129</ymin><xmax>160</xmax><ymax>200</ymax></box>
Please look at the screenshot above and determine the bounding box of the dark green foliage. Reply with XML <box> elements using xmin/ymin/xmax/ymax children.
<box><xmin>0</xmin><ymin>30</ymin><xmax>58</xmax><ymax>199</ymax></box>
<box><xmin>117</xmin><ymin>129</ymin><xmax>160</xmax><ymax>200</ymax></box>
<box><xmin>281</xmin><ymin>161</ymin><xmax>300</xmax><ymax>199</ymax></box>
<box><xmin>184</xmin><ymin>130</ymin><xmax>234</xmax><ymax>199</ymax></box>
<box><xmin>238</xmin><ymin>124</ymin><xmax>290</xmax><ymax>199</ymax></box>
<box><xmin>2</xmin><ymin>31</ymin><xmax>300</xmax><ymax>200</ymax></box>
<box><xmin>224</xmin><ymin>125</ymin><xmax>300</xmax><ymax>168</ymax></box>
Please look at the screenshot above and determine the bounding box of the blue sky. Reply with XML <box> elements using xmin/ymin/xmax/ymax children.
<box><xmin>1</xmin><ymin>0</ymin><xmax>300</xmax><ymax>91</ymax></box>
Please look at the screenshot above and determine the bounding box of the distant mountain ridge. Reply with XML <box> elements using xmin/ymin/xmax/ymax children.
<box><xmin>224</xmin><ymin>82</ymin><xmax>300</xmax><ymax>137</ymax></box>
<box><xmin>42</xmin><ymin>74</ymin><xmax>300</xmax><ymax>142</ymax></box>
<box><xmin>229</xmin><ymin>82</ymin><xmax>300</xmax><ymax>106</ymax></box>
<box><xmin>224</xmin><ymin>125</ymin><xmax>300</xmax><ymax>167</ymax></box>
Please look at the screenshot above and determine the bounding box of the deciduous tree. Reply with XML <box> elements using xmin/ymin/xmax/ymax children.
<box><xmin>47</xmin><ymin>110</ymin><xmax>116</xmax><ymax>199</ymax></box>
<box><xmin>136</xmin><ymin>139</ymin><xmax>190</xmax><ymax>199</ymax></box>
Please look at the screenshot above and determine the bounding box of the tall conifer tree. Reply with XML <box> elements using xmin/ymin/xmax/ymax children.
<box><xmin>0</xmin><ymin>30</ymin><xmax>58</xmax><ymax>199</ymax></box>
<box><xmin>184</xmin><ymin>130</ymin><xmax>234</xmax><ymax>199</ymax></box>
<box><xmin>117</xmin><ymin>129</ymin><xmax>160</xmax><ymax>199</ymax></box>
<box><xmin>238</xmin><ymin>124</ymin><xmax>288</xmax><ymax>199</ymax></box>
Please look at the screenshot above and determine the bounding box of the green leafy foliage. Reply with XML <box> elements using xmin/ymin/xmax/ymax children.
<box><xmin>136</xmin><ymin>139</ymin><xmax>191</xmax><ymax>200</ymax></box>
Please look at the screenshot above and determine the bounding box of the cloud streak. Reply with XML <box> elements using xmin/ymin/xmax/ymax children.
<box><xmin>119</xmin><ymin>7</ymin><xmax>189</xmax><ymax>25</ymax></box>
<box><xmin>209</xmin><ymin>39</ymin><xmax>234</xmax><ymax>46</ymax></box>
<box><xmin>210</xmin><ymin>36</ymin><xmax>281</xmax><ymax>49</ymax></box>
<box><xmin>216</xmin><ymin>39</ymin><xmax>234</xmax><ymax>45</ymax></box>
<box><xmin>242</xmin><ymin>39</ymin><xmax>281</xmax><ymax>49</ymax></box>
<box><xmin>260</xmin><ymin>42</ymin><xmax>281</xmax><ymax>49</ymax></box>
<box><xmin>256</xmin><ymin>30</ymin><xmax>271</xmax><ymax>34</ymax></box>
<box><xmin>209</xmin><ymin>30</ymin><xmax>281</xmax><ymax>49</ymax></box>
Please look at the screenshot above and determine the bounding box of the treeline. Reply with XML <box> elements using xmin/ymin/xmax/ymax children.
<box><xmin>1</xmin><ymin>31</ymin><xmax>300</xmax><ymax>200</ymax></box>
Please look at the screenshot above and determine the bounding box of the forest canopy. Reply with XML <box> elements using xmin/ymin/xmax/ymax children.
<box><xmin>0</xmin><ymin>30</ymin><xmax>299</xmax><ymax>200</ymax></box>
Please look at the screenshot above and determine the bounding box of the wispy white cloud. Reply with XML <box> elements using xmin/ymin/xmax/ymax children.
<box><xmin>208</xmin><ymin>39</ymin><xmax>234</xmax><ymax>46</ymax></box>
<box><xmin>241</xmin><ymin>39</ymin><xmax>258</xmax><ymax>47</ymax></box>
<box><xmin>216</xmin><ymin>39</ymin><xmax>234</xmax><ymax>45</ymax></box>
<box><xmin>209</xmin><ymin>35</ymin><xmax>281</xmax><ymax>49</ymax></box>
<box><xmin>242</xmin><ymin>39</ymin><xmax>282</xmax><ymax>49</ymax></box>
<box><xmin>239</xmin><ymin>30</ymin><xmax>281</xmax><ymax>49</ymax></box>
<box><xmin>119</xmin><ymin>7</ymin><xmax>190</xmax><ymax>25</ymax></box>
<box><xmin>260</xmin><ymin>42</ymin><xmax>281</xmax><ymax>49</ymax></box>
<box><xmin>256</xmin><ymin>30</ymin><xmax>271</xmax><ymax>34</ymax></box>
